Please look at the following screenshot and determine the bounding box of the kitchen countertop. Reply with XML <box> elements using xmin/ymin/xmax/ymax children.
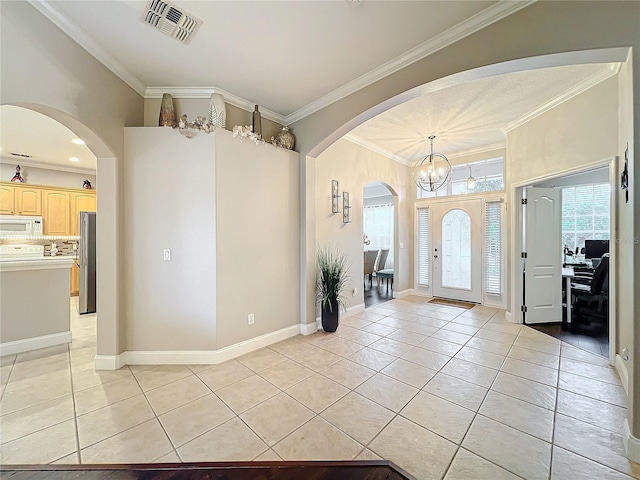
<box><xmin>0</xmin><ymin>256</ymin><xmax>75</xmax><ymax>272</ymax></box>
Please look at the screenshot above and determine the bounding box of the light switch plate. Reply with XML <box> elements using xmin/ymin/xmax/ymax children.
<box><xmin>163</xmin><ymin>249</ymin><xmax>171</xmax><ymax>261</ymax></box>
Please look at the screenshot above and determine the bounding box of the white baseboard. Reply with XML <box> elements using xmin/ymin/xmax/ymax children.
<box><xmin>213</xmin><ymin>324</ymin><xmax>300</xmax><ymax>364</ymax></box>
<box><xmin>0</xmin><ymin>331</ymin><xmax>72</xmax><ymax>356</ymax></box>
<box><xmin>505</xmin><ymin>311</ymin><xmax>518</xmax><ymax>324</ymax></box>
<box><xmin>393</xmin><ymin>289</ymin><xmax>412</xmax><ymax>299</ymax></box>
<box><xmin>623</xmin><ymin>420</ymin><xmax>640</xmax><ymax>463</ymax></box>
<box><xmin>300</xmin><ymin>322</ymin><xmax>317</xmax><ymax>335</ymax></box>
<box><xmin>96</xmin><ymin>324</ymin><xmax>301</xmax><ymax>370</ymax></box>
<box><xmin>409</xmin><ymin>289</ymin><xmax>432</xmax><ymax>298</ymax></box>
<box><xmin>345</xmin><ymin>303</ymin><xmax>365</xmax><ymax>318</ymax></box>
<box><xmin>615</xmin><ymin>354</ymin><xmax>629</xmax><ymax>395</ymax></box>
<box><xmin>94</xmin><ymin>354</ymin><xmax>124</xmax><ymax>370</ymax></box>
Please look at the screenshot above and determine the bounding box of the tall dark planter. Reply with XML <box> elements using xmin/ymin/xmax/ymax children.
<box><xmin>321</xmin><ymin>299</ymin><xmax>339</xmax><ymax>332</ymax></box>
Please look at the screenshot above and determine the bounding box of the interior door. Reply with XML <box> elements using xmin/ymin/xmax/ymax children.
<box><xmin>524</xmin><ymin>187</ymin><xmax>562</xmax><ymax>324</ymax></box>
<box><xmin>432</xmin><ymin>199</ymin><xmax>482</xmax><ymax>303</ymax></box>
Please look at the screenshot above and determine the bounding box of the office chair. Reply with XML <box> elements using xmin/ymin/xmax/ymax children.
<box><xmin>571</xmin><ymin>253</ymin><xmax>609</xmax><ymax>334</ymax></box>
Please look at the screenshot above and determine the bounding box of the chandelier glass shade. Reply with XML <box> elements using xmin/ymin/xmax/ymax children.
<box><xmin>413</xmin><ymin>135</ymin><xmax>452</xmax><ymax>192</ymax></box>
<box><xmin>467</xmin><ymin>165</ymin><xmax>476</xmax><ymax>190</ymax></box>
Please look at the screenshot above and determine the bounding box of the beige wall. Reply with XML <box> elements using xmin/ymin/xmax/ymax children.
<box><xmin>123</xmin><ymin>128</ymin><xmax>217</xmax><ymax>351</ymax></box>
<box><xmin>144</xmin><ymin>98</ymin><xmax>283</xmax><ymax>146</ymax></box>
<box><xmin>617</xmin><ymin>58</ymin><xmax>637</xmax><ymax>432</ymax></box>
<box><xmin>0</xmin><ymin>1</ymin><xmax>144</xmax><ymax>357</ymax></box>
<box><xmin>507</xmin><ymin>77</ymin><xmax>618</xmax><ymax>185</ymax></box>
<box><xmin>315</xmin><ymin>138</ymin><xmax>414</xmax><ymax>311</ymax></box>
<box><xmin>0</xmin><ymin>265</ymin><xmax>71</xmax><ymax>343</ymax></box>
<box><xmin>215</xmin><ymin>131</ymin><xmax>300</xmax><ymax>348</ymax></box>
<box><xmin>123</xmin><ymin>128</ymin><xmax>299</xmax><ymax>352</ymax></box>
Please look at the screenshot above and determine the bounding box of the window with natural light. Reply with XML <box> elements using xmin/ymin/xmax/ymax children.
<box><xmin>417</xmin><ymin>157</ymin><xmax>504</xmax><ymax>199</ymax></box>
<box><xmin>363</xmin><ymin>203</ymin><xmax>394</xmax><ymax>268</ymax></box>
<box><xmin>562</xmin><ymin>183</ymin><xmax>610</xmax><ymax>253</ymax></box>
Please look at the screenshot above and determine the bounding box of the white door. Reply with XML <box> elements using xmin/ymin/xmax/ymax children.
<box><xmin>524</xmin><ymin>187</ymin><xmax>562</xmax><ymax>324</ymax></box>
<box><xmin>432</xmin><ymin>199</ymin><xmax>483</xmax><ymax>303</ymax></box>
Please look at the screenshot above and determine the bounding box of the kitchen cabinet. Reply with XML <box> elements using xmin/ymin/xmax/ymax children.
<box><xmin>15</xmin><ymin>186</ymin><xmax>42</xmax><ymax>216</ymax></box>
<box><xmin>0</xmin><ymin>184</ymin><xmax>15</xmax><ymax>214</ymax></box>
<box><xmin>42</xmin><ymin>190</ymin><xmax>71</xmax><ymax>235</ymax></box>
<box><xmin>70</xmin><ymin>262</ymin><xmax>79</xmax><ymax>296</ymax></box>
<box><xmin>70</xmin><ymin>192</ymin><xmax>97</xmax><ymax>235</ymax></box>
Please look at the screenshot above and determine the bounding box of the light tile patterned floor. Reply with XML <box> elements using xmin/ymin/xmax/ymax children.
<box><xmin>1</xmin><ymin>297</ymin><xmax>639</xmax><ymax>480</ymax></box>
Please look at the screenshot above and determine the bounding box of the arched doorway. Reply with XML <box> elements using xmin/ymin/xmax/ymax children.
<box><xmin>363</xmin><ymin>181</ymin><xmax>397</xmax><ymax>307</ymax></box>
<box><xmin>1</xmin><ymin>103</ymin><xmax>119</xmax><ymax>366</ymax></box>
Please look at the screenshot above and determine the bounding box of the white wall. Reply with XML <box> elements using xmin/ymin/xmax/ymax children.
<box><xmin>124</xmin><ymin>128</ymin><xmax>217</xmax><ymax>351</ymax></box>
<box><xmin>0</xmin><ymin>163</ymin><xmax>96</xmax><ymax>189</ymax></box>
<box><xmin>533</xmin><ymin>168</ymin><xmax>609</xmax><ymax>188</ymax></box>
<box><xmin>316</xmin><ymin>138</ymin><xmax>413</xmax><ymax>310</ymax></box>
<box><xmin>215</xmin><ymin>131</ymin><xmax>300</xmax><ymax>348</ymax></box>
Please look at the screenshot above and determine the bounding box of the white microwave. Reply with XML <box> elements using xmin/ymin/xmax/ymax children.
<box><xmin>0</xmin><ymin>215</ymin><xmax>44</xmax><ymax>236</ymax></box>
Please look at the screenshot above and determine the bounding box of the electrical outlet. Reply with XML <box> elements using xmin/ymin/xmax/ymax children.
<box><xmin>352</xmin><ymin>287</ymin><xmax>357</xmax><ymax>296</ymax></box>
<box><xmin>248</xmin><ymin>314</ymin><xmax>255</xmax><ymax>325</ymax></box>
<box><xmin>163</xmin><ymin>249</ymin><xmax>171</xmax><ymax>261</ymax></box>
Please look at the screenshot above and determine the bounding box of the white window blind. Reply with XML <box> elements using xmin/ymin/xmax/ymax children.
<box><xmin>417</xmin><ymin>208</ymin><xmax>430</xmax><ymax>286</ymax></box>
<box><xmin>562</xmin><ymin>184</ymin><xmax>610</xmax><ymax>253</ymax></box>
<box><xmin>485</xmin><ymin>201</ymin><xmax>502</xmax><ymax>295</ymax></box>
<box><xmin>363</xmin><ymin>204</ymin><xmax>394</xmax><ymax>268</ymax></box>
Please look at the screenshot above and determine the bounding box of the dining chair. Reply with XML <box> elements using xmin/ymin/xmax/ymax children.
<box><xmin>364</xmin><ymin>250</ymin><xmax>379</xmax><ymax>288</ymax></box>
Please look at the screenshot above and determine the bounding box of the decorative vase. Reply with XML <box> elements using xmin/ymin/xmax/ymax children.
<box><xmin>252</xmin><ymin>105</ymin><xmax>262</xmax><ymax>139</ymax></box>
<box><xmin>271</xmin><ymin>126</ymin><xmax>296</xmax><ymax>150</ymax></box>
<box><xmin>159</xmin><ymin>93</ymin><xmax>177</xmax><ymax>127</ymax></box>
<box><xmin>208</xmin><ymin>93</ymin><xmax>226</xmax><ymax>129</ymax></box>
<box><xmin>321</xmin><ymin>299</ymin><xmax>339</xmax><ymax>332</ymax></box>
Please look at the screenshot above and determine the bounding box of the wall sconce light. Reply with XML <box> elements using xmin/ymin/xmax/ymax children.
<box><xmin>331</xmin><ymin>180</ymin><xmax>340</xmax><ymax>214</ymax></box>
<box><xmin>342</xmin><ymin>192</ymin><xmax>351</xmax><ymax>223</ymax></box>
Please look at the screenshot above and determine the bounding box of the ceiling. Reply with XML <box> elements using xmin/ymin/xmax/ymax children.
<box><xmin>347</xmin><ymin>63</ymin><xmax>618</xmax><ymax>164</ymax></box>
<box><xmin>6</xmin><ymin>2</ymin><xmax>619</xmax><ymax>172</ymax></box>
<box><xmin>0</xmin><ymin>106</ymin><xmax>97</xmax><ymax>172</ymax></box>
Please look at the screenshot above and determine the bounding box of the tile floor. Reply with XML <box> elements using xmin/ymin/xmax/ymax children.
<box><xmin>1</xmin><ymin>297</ymin><xmax>639</xmax><ymax>480</ymax></box>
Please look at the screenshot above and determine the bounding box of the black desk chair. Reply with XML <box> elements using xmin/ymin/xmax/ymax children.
<box><xmin>571</xmin><ymin>254</ymin><xmax>609</xmax><ymax>333</ymax></box>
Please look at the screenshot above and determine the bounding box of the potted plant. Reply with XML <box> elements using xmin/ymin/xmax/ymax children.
<box><xmin>316</xmin><ymin>247</ymin><xmax>350</xmax><ymax>332</ymax></box>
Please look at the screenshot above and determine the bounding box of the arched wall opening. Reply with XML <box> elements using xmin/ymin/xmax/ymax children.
<box><xmin>362</xmin><ymin>181</ymin><xmax>398</xmax><ymax>308</ymax></box>
<box><xmin>2</xmin><ymin>103</ymin><xmax>121</xmax><ymax>363</ymax></box>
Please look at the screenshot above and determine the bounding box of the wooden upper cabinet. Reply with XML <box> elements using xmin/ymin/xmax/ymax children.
<box><xmin>0</xmin><ymin>184</ymin><xmax>16</xmax><ymax>215</ymax></box>
<box><xmin>42</xmin><ymin>190</ymin><xmax>71</xmax><ymax>235</ymax></box>
<box><xmin>15</xmin><ymin>186</ymin><xmax>42</xmax><ymax>216</ymax></box>
<box><xmin>70</xmin><ymin>192</ymin><xmax>97</xmax><ymax>235</ymax></box>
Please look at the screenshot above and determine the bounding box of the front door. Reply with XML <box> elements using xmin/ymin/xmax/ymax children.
<box><xmin>432</xmin><ymin>199</ymin><xmax>483</xmax><ymax>303</ymax></box>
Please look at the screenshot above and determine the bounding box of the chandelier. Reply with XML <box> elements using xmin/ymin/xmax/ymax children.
<box><xmin>413</xmin><ymin>135</ymin><xmax>452</xmax><ymax>192</ymax></box>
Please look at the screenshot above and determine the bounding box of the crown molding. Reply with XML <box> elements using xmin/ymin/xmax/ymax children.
<box><xmin>344</xmin><ymin>134</ymin><xmax>412</xmax><ymax>166</ymax></box>
<box><xmin>1</xmin><ymin>157</ymin><xmax>96</xmax><ymax>175</ymax></box>
<box><xmin>29</xmin><ymin>0</ymin><xmax>534</xmax><ymax>125</ymax></box>
<box><xmin>502</xmin><ymin>63</ymin><xmax>620</xmax><ymax>133</ymax></box>
<box><xmin>28</xmin><ymin>0</ymin><xmax>147</xmax><ymax>97</ymax></box>
<box><xmin>144</xmin><ymin>87</ymin><xmax>287</xmax><ymax>125</ymax></box>
<box><xmin>285</xmin><ymin>0</ymin><xmax>537</xmax><ymax>124</ymax></box>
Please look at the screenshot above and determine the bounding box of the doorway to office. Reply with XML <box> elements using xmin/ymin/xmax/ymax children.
<box><xmin>363</xmin><ymin>182</ymin><xmax>396</xmax><ymax>308</ymax></box>
<box><xmin>514</xmin><ymin>160</ymin><xmax>616</xmax><ymax>359</ymax></box>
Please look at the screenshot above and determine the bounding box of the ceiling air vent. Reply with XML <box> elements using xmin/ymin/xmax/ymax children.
<box><xmin>141</xmin><ymin>0</ymin><xmax>202</xmax><ymax>45</ymax></box>
<box><xmin>10</xmin><ymin>153</ymin><xmax>32</xmax><ymax>158</ymax></box>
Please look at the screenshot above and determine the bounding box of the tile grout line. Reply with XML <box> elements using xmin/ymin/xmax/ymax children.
<box><xmin>67</xmin><ymin>344</ymin><xmax>83</xmax><ymax>465</ymax></box>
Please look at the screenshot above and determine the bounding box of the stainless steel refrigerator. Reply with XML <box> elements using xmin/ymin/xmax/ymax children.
<box><xmin>78</xmin><ymin>211</ymin><xmax>97</xmax><ymax>314</ymax></box>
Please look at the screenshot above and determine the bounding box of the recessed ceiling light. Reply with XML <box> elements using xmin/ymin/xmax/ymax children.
<box><xmin>71</xmin><ymin>138</ymin><xmax>85</xmax><ymax>145</ymax></box>
<box><xmin>69</xmin><ymin>157</ymin><xmax>80</xmax><ymax>162</ymax></box>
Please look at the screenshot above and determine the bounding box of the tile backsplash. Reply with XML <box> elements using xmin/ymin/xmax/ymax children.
<box><xmin>0</xmin><ymin>237</ymin><xmax>78</xmax><ymax>256</ymax></box>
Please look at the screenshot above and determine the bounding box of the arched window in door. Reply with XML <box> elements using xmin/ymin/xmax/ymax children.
<box><xmin>441</xmin><ymin>209</ymin><xmax>471</xmax><ymax>289</ymax></box>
